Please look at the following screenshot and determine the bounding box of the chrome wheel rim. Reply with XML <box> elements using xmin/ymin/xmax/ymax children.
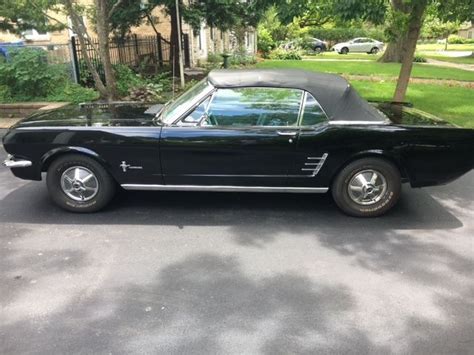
<box><xmin>348</xmin><ymin>169</ymin><xmax>387</xmax><ymax>206</ymax></box>
<box><xmin>60</xmin><ymin>166</ymin><xmax>99</xmax><ymax>202</ymax></box>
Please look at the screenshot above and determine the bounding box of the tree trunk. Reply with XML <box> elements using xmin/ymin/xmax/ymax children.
<box><xmin>378</xmin><ymin>37</ymin><xmax>405</xmax><ymax>63</ymax></box>
<box><xmin>64</xmin><ymin>0</ymin><xmax>108</xmax><ymax>98</ymax></box>
<box><xmin>95</xmin><ymin>0</ymin><xmax>117</xmax><ymax>101</ymax></box>
<box><xmin>378</xmin><ymin>0</ymin><xmax>407</xmax><ymax>63</ymax></box>
<box><xmin>393</xmin><ymin>3</ymin><xmax>427</xmax><ymax>103</ymax></box>
<box><xmin>170</xmin><ymin>4</ymin><xmax>181</xmax><ymax>77</ymax></box>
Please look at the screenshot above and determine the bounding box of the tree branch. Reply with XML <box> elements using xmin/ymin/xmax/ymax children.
<box><xmin>108</xmin><ymin>0</ymin><xmax>125</xmax><ymax>19</ymax></box>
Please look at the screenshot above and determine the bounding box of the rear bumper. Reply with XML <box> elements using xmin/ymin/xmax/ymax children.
<box><xmin>3</xmin><ymin>154</ymin><xmax>32</xmax><ymax>168</ymax></box>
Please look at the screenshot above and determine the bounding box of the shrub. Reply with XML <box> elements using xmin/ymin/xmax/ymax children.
<box><xmin>0</xmin><ymin>48</ymin><xmax>68</xmax><ymax>100</ymax></box>
<box><xmin>257</xmin><ymin>27</ymin><xmax>276</xmax><ymax>57</ymax></box>
<box><xmin>229</xmin><ymin>53</ymin><xmax>257</xmax><ymax>66</ymax></box>
<box><xmin>268</xmin><ymin>48</ymin><xmax>302</xmax><ymax>60</ymax></box>
<box><xmin>114</xmin><ymin>64</ymin><xmax>144</xmax><ymax>97</ymax></box>
<box><xmin>207</xmin><ymin>52</ymin><xmax>223</xmax><ymax>64</ymax></box>
<box><xmin>47</xmin><ymin>82</ymin><xmax>99</xmax><ymax>103</ymax></box>
<box><xmin>448</xmin><ymin>35</ymin><xmax>466</xmax><ymax>44</ymax></box>
<box><xmin>413</xmin><ymin>54</ymin><xmax>427</xmax><ymax>63</ymax></box>
<box><xmin>0</xmin><ymin>84</ymin><xmax>12</xmax><ymax>102</ymax></box>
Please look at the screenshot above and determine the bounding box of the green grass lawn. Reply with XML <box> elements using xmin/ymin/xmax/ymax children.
<box><xmin>256</xmin><ymin>60</ymin><xmax>474</xmax><ymax>128</ymax></box>
<box><xmin>423</xmin><ymin>54</ymin><xmax>474</xmax><ymax>65</ymax></box>
<box><xmin>416</xmin><ymin>43</ymin><xmax>474</xmax><ymax>52</ymax></box>
<box><xmin>257</xmin><ymin>60</ymin><xmax>474</xmax><ymax>81</ymax></box>
<box><xmin>351</xmin><ymin>81</ymin><xmax>474</xmax><ymax>128</ymax></box>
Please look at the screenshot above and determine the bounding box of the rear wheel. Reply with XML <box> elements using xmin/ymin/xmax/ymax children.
<box><xmin>46</xmin><ymin>154</ymin><xmax>116</xmax><ymax>213</ymax></box>
<box><xmin>331</xmin><ymin>158</ymin><xmax>401</xmax><ymax>217</ymax></box>
<box><xmin>370</xmin><ymin>47</ymin><xmax>379</xmax><ymax>54</ymax></box>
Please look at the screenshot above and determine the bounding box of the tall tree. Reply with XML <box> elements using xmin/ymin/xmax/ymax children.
<box><xmin>2</xmin><ymin>0</ymin><xmax>132</xmax><ymax>100</ymax></box>
<box><xmin>108</xmin><ymin>0</ymin><xmax>276</xmax><ymax>71</ymax></box>
<box><xmin>336</xmin><ymin>0</ymin><xmax>473</xmax><ymax>101</ymax></box>
<box><xmin>0</xmin><ymin>0</ymin><xmax>63</xmax><ymax>34</ymax></box>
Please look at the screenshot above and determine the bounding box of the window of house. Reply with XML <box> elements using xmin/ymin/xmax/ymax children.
<box><xmin>23</xmin><ymin>29</ymin><xmax>50</xmax><ymax>41</ymax></box>
<box><xmin>301</xmin><ymin>93</ymin><xmax>328</xmax><ymax>126</ymax></box>
<box><xmin>204</xmin><ymin>87</ymin><xmax>303</xmax><ymax>127</ymax></box>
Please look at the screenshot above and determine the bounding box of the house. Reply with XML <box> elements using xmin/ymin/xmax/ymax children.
<box><xmin>0</xmin><ymin>1</ymin><xmax>257</xmax><ymax>67</ymax></box>
<box><xmin>457</xmin><ymin>23</ymin><xmax>474</xmax><ymax>39</ymax></box>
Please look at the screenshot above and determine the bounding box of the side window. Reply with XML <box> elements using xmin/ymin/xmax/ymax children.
<box><xmin>301</xmin><ymin>93</ymin><xmax>327</xmax><ymax>126</ymax></box>
<box><xmin>180</xmin><ymin>96</ymin><xmax>211</xmax><ymax>125</ymax></box>
<box><xmin>205</xmin><ymin>87</ymin><xmax>302</xmax><ymax>127</ymax></box>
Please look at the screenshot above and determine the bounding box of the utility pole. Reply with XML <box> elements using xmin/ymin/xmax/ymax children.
<box><xmin>175</xmin><ymin>0</ymin><xmax>185</xmax><ymax>89</ymax></box>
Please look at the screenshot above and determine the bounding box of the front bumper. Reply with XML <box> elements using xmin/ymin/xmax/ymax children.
<box><xmin>3</xmin><ymin>154</ymin><xmax>33</xmax><ymax>168</ymax></box>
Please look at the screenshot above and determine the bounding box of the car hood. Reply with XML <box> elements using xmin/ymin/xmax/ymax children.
<box><xmin>372</xmin><ymin>102</ymin><xmax>458</xmax><ymax>127</ymax></box>
<box><xmin>333</xmin><ymin>42</ymin><xmax>349</xmax><ymax>48</ymax></box>
<box><xmin>11</xmin><ymin>103</ymin><xmax>163</xmax><ymax>129</ymax></box>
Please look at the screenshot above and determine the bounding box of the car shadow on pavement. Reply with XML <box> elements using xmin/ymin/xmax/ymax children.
<box><xmin>0</xmin><ymin>181</ymin><xmax>464</xmax><ymax>232</ymax></box>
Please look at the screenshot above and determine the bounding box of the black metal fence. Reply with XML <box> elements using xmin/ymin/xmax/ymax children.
<box><xmin>71</xmin><ymin>34</ymin><xmax>190</xmax><ymax>85</ymax></box>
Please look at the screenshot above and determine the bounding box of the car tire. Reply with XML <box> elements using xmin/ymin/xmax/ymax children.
<box><xmin>331</xmin><ymin>157</ymin><xmax>401</xmax><ymax>217</ymax></box>
<box><xmin>370</xmin><ymin>47</ymin><xmax>379</xmax><ymax>54</ymax></box>
<box><xmin>340</xmin><ymin>47</ymin><xmax>349</xmax><ymax>54</ymax></box>
<box><xmin>314</xmin><ymin>46</ymin><xmax>322</xmax><ymax>54</ymax></box>
<box><xmin>46</xmin><ymin>154</ymin><xmax>116</xmax><ymax>213</ymax></box>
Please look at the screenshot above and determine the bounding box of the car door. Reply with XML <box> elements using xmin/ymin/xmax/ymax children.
<box><xmin>361</xmin><ymin>38</ymin><xmax>373</xmax><ymax>52</ymax></box>
<box><xmin>160</xmin><ymin>87</ymin><xmax>303</xmax><ymax>187</ymax></box>
<box><xmin>351</xmin><ymin>38</ymin><xmax>365</xmax><ymax>52</ymax></box>
<box><xmin>287</xmin><ymin>92</ymin><xmax>332</xmax><ymax>188</ymax></box>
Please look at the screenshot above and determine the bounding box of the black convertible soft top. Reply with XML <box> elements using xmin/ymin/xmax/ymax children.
<box><xmin>208</xmin><ymin>69</ymin><xmax>384</xmax><ymax>122</ymax></box>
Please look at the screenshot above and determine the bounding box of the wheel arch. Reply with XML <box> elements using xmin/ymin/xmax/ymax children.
<box><xmin>41</xmin><ymin>147</ymin><xmax>114</xmax><ymax>177</ymax></box>
<box><xmin>329</xmin><ymin>150</ymin><xmax>407</xmax><ymax>187</ymax></box>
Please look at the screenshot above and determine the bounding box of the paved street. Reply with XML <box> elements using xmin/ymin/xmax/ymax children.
<box><xmin>1</xmin><ymin>133</ymin><xmax>473</xmax><ymax>354</ymax></box>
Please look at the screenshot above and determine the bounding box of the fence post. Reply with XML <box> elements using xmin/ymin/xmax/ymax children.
<box><xmin>69</xmin><ymin>36</ymin><xmax>81</xmax><ymax>84</ymax></box>
<box><xmin>134</xmin><ymin>33</ymin><xmax>140</xmax><ymax>66</ymax></box>
<box><xmin>157</xmin><ymin>33</ymin><xmax>164</xmax><ymax>67</ymax></box>
<box><xmin>183</xmin><ymin>33</ymin><xmax>190</xmax><ymax>67</ymax></box>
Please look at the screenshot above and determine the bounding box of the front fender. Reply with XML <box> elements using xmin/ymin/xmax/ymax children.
<box><xmin>41</xmin><ymin>146</ymin><xmax>110</xmax><ymax>173</ymax></box>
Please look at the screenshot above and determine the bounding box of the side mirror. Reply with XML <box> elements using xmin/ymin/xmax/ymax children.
<box><xmin>198</xmin><ymin>113</ymin><xmax>209</xmax><ymax>126</ymax></box>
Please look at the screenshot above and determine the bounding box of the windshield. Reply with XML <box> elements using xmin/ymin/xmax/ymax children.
<box><xmin>161</xmin><ymin>79</ymin><xmax>212</xmax><ymax>124</ymax></box>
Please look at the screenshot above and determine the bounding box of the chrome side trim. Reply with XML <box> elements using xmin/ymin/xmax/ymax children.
<box><xmin>121</xmin><ymin>184</ymin><xmax>329</xmax><ymax>193</ymax></box>
<box><xmin>3</xmin><ymin>155</ymin><xmax>33</xmax><ymax>168</ymax></box>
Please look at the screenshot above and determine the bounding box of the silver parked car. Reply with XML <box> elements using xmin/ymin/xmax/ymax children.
<box><xmin>333</xmin><ymin>38</ymin><xmax>384</xmax><ymax>54</ymax></box>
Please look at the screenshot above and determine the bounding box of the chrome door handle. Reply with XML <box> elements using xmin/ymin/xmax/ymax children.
<box><xmin>277</xmin><ymin>131</ymin><xmax>298</xmax><ymax>136</ymax></box>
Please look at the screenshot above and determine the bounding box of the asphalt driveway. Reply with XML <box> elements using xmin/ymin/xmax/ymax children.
<box><xmin>1</xmin><ymin>132</ymin><xmax>473</xmax><ymax>354</ymax></box>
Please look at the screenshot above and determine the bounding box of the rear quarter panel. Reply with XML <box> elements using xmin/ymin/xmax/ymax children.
<box><xmin>293</xmin><ymin>123</ymin><xmax>473</xmax><ymax>188</ymax></box>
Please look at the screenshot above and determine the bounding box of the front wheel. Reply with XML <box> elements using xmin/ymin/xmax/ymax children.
<box><xmin>370</xmin><ymin>47</ymin><xmax>379</xmax><ymax>54</ymax></box>
<box><xmin>314</xmin><ymin>46</ymin><xmax>323</xmax><ymax>54</ymax></box>
<box><xmin>340</xmin><ymin>47</ymin><xmax>349</xmax><ymax>55</ymax></box>
<box><xmin>331</xmin><ymin>158</ymin><xmax>401</xmax><ymax>217</ymax></box>
<box><xmin>46</xmin><ymin>154</ymin><xmax>116</xmax><ymax>213</ymax></box>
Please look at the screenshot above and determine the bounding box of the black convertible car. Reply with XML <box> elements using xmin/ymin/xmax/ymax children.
<box><xmin>3</xmin><ymin>69</ymin><xmax>473</xmax><ymax>217</ymax></box>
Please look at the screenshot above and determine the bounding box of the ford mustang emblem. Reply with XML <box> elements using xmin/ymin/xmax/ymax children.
<box><xmin>120</xmin><ymin>161</ymin><xmax>143</xmax><ymax>172</ymax></box>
